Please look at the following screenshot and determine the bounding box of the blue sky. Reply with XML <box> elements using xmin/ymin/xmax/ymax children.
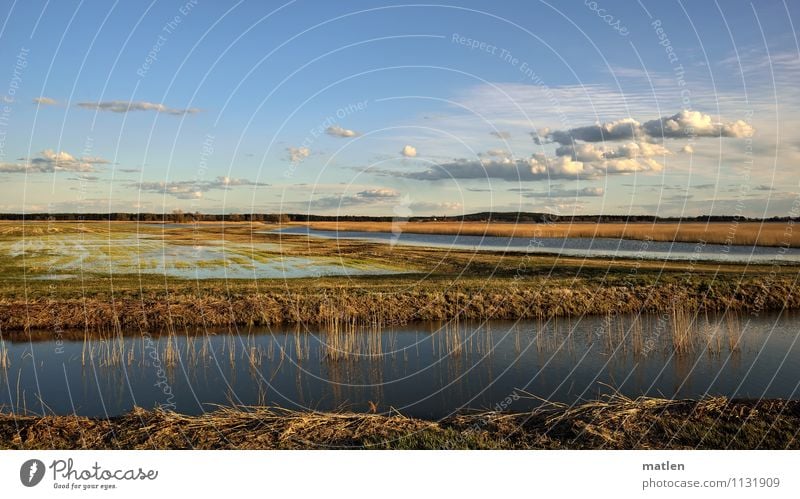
<box><xmin>0</xmin><ymin>0</ymin><xmax>798</xmax><ymax>216</ymax></box>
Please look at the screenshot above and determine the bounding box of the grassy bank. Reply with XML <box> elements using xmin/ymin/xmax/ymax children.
<box><xmin>2</xmin><ymin>396</ymin><xmax>797</xmax><ymax>449</ymax></box>
<box><xmin>2</xmin><ymin>273</ymin><xmax>799</xmax><ymax>334</ymax></box>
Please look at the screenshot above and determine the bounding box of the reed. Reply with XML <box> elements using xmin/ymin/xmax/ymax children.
<box><xmin>0</xmin><ymin>338</ymin><xmax>8</xmax><ymax>369</ymax></box>
<box><xmin>671</xmin><ymin>307</ymin><xmax>694</xmax><ymax>355</ymax></box>
<box><xmin>725</xmin><ymin>312</ymin><xmax>742</xmax><ymax>352</ymax></box>
<box><xmin>6</xmin><ymin>271</ymin><xmax>796</xmax><ymax>336</ymax></box>
<box><xmin>630</xmin><ymin>316</ymin><xmax>644</xmax><ymax>358</ymax></box>
<box><xmin>163</xmin><ymin>332</ymin><xmax>178</xmax><ymax>368</ymax></box>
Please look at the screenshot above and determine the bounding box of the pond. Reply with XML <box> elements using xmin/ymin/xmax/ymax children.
<box><xmin>276</xmin><ymin>226</ymin><xmax>800</xmax><ymax>264</ymax></box>
<box><xmin>1</xmin><ymin>311</ymin><xmax>798</xmax><ymax>419</ymax></box>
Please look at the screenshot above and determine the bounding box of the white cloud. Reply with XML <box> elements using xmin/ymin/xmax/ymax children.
<box><xmin>286</xmin><ymin>146</ymin><xmax>310</xmax><ymax>164</ymax></box>
<box><xmin>642</xmin><ymin>110</ymin><xmax>754</xmax><ymax>139</ymax></box>
<box><xmin>489</xmin><ymin>131</ymin><xmax>511</xmax><ymax>139</ymax></box>
<box><xmin>543</xmin><ymin>110</ymin><xmax>753</xmax><ymax>144</ymax></box>
<box><xmin>384</xmin><ymin>154</ymin><xmax>587</xmax><ymax>182</ymax></box>
<box><xmin>385</xmin><ymin>143</ymin><xmax>662</xmax><ymax>182</ymax></box>
<box><xmin>33</xmin><ymin>96</ymin><xmax>58</xmax><ymax>106</ymax></box>
<box><xmin>681</xmin><ymin>144</ymin><xmax>694</xmax><ymax>154</ymax></box>
<box><xmin>76</xmin><ymin>100</ymin><xmax>201</xmax><ymax>115</ymax></box>
<box><xmin>325</xmin><ymin>125</ymin><xmax>360</xmax><ymax>138</ymax></box>
<box><xmin>556</xmin><ymin>141</ymin><xmax>670</xmax><ymax>162</ymax></box>
<box><xmin>400</xmin><ymin>145</ymin><xmax>417</xmax><ymax>157</ymax></box>
<box><xmin>0</xmin><ymin>149</ymin><xmax>110</xmax><ymax>173</ymax></box>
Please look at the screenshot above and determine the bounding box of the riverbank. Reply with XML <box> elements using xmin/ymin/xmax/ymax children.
<box><xmin>1</xmin><ymin>274</ymin><xmax>799</xmax><ymax>334</ymax></box>
<box><xmin>1</xmin><ymin>396</ymin><xmax>797</xmax><ymax>449</ymax></box>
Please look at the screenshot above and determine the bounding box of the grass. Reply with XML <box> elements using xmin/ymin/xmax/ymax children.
<box><xmin>1</xmin><ymin>395</ymin><xmax>798</xmax><ymax>449</ymax></box>
<box><xmin>305</xmin><ymin>220</ymin><xmax>800</xmax><ymax>248</ymax></box>
<box><xmin>0</xmin><ymin>220</ymin><xmax>798</xmax><ymax>334</ymax></box>
<box><xmin>3</xmin><ymin>270</ymin><xmax>799</xmax><ymax>337</ymax></box>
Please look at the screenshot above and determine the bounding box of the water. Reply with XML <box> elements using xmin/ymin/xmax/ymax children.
<box><xmin>276</xmin><ymin>226</ymin><xmax>800</xmax><ymax>264</ymax></box>
<box><xmin>2</xmin><ymin>233</ymin><xmax>402</xmax><ymax>279</ymax></box>
<box><xmin>1</xmin><ymin>312</ymin><xmax>798</xmax><ymax>419</ymax></box>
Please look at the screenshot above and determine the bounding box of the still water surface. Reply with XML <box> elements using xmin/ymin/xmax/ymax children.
<box><xmin>1</xmin><ymin>312</ymin><xmax>798</xmax><ymax>418</ymax></box>
<box><xmin>277</xmin><ymin>226</ymin><xmax>800</xmax><ymax>264</ymax></box>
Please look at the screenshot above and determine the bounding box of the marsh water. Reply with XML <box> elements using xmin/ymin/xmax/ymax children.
<box><xmin>277</xmin><ymin>227</ymin><xmax>800</xmax><ymax>264</ymax></box>
<box><xmin>2</xmin><ymin>232</ymin><xmax>402</xmax><ymax>280</ymax></box>
<box><xmin>1</xmin><ymin>311</ymin><xmax>799</xmax><ymax>418</ymax></box>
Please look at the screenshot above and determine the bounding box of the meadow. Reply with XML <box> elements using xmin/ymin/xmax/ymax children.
<box><xmin>0</xmin><ymin>220</ymin><xmax>798</xmax><ymax>333</ymax></box>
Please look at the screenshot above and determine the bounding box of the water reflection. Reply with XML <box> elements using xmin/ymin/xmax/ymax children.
<box><xmin>1</xmin><ymin>311</ymin><xmax>798</xmax><ymax>418</ymax></box>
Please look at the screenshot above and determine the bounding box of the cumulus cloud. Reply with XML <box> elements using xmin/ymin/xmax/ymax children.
<box><xmin>76</xmin><ymin>100</ymin><xmax>201</xmax><ymax>115</ymax></box>
<box><xmin>0</xmin><ymin>149</ymin><xmax>110</xmax><ymax>173</ymax></box>
<box><xmin>286</xmin><ymin>146</ymin><xmax>310</xmax><ymax>164</ymax></box>
<box><xmin>135</xmin><ymin>176</ymin><xmax>268</xmax><ymax>199</ymax></box>
<box><xmin>541</xmin><ymin>110</ymin><xmax>754</xmax><ymax>145</ymax></box>
<box><xmin>325</xmin><ymin>125</ymin><xmax>360</xmax><ymax>138</ymax></box>
<box><xmin>531</xmin><ymin>127</ymin><xmax>551</xmax><ymax>145</ymax></box>
<box><xmin>400</xmin><ymin>145</ymin><xmax>417</xmax><ymax>157</ymax></box>
<box><xmin>681</xmin><ymin>144</ymin><xmax>694</xmax><ymax>154</ymax></box>
<box><xmin>548</xmin><ymin>118</ymin><xmax>640</xmax><ymax>144</ymax></box>
<box><xmin>383</xmin><ymin>148</ymin><xmax>661</xmax><ymax>183</ymax></box>
<box><xmin>555</xmin><ymin>141</ymin><xmax>670</xmax><ymax>166</ymax></box>
<box><xmin>33</xmin><ymin>96</ymin><xmax>58</xmax><ymax>106</ymax></box>
<box><xmin>390</xmin><ymin>157</ymin><xmax>547</xmax><ymax>182</ymax></box>
<box><xmin>642</xmin><ymin>110</ymin><xmax>754</xmax><ymax>139</ymax></box>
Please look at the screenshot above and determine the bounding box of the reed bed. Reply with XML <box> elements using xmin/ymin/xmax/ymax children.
<box><xmin>2</xmin><ymin>395</ymin><xmax>798</xmax><ymax>449</ymax></box>
<box><xmin>4</xmin><ymin>273</ymin><xmax>798</xmax><ymax>336</ymax></box>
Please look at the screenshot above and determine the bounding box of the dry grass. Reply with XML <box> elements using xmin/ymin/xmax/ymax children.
<box><xmin>0</xmin><ymin>338</ymin><xmax>8</xmax><ymax>369</ymax></box>
<box><xmin>1</xmin><ymin>395</ymin><xmax>798</xmax><ymax>449</ymax></box>
<box><xmin>304</xmin><ymin>221</ymin><xmax>800</xmax><ymax>248</ymax></box>
<box><xmin>671</xmin><ymin>307</ymin><xmax>695</xmax><ymax>355</ymax></box>
<box><xmin>2</xmin><ymin>273</ymin><xmax>799</xmax><ymax>337</ymax></box>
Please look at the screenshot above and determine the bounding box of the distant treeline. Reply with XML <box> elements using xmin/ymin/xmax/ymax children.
<box><xmin>0</xmin><ymin>211</ymin><xmax>798</xmax><ymax>223</ymax></box>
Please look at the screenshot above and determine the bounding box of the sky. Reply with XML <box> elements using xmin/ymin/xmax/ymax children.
<box><xmin>0</xmin><ymin>0</ymin><xmax>798</xmax><ymax>217</ymax></box>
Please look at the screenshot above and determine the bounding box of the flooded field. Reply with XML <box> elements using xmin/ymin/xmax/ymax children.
<box><xmin>0</xmin><ymin>222</ymin><xmax>406</xmax><ymax>279</ymax></box>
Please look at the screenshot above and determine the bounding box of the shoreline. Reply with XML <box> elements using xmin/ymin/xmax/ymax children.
<box><xmin>2</xmin><ymin>396</ymin><xmax>797</xmax><ymax>449</ymax></box>
<box><xmin>1</xmin><ymin>275</ymin><xmax>798</xmax><ymax>334</ymax></box>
